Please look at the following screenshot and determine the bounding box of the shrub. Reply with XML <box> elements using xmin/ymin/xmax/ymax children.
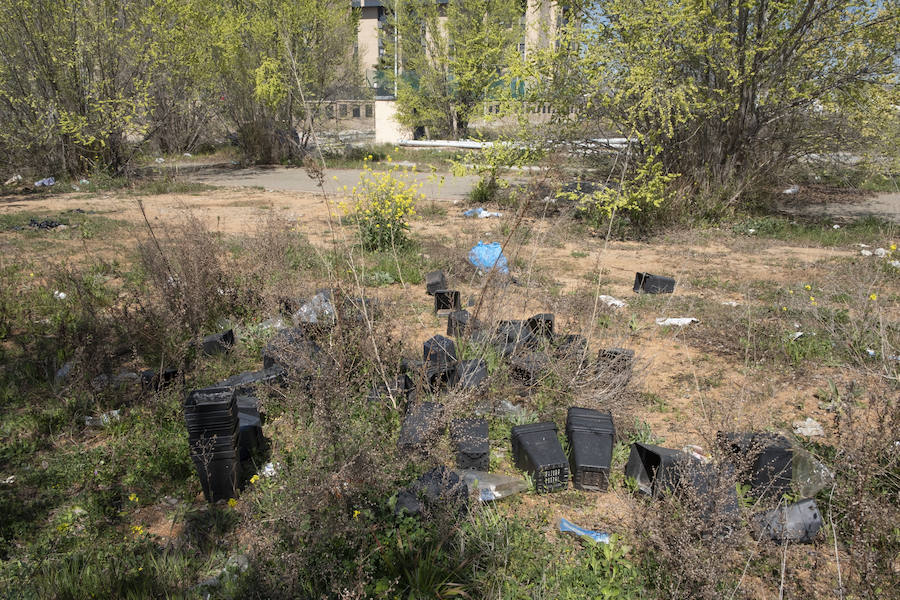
<box><xmin>343</xmin><ymin>159</ymin><xmax>420</xmax><ymax>251</ymax></box>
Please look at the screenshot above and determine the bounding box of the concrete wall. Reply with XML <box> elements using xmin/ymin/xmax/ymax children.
<box><xmin>374</xmin><ymin>99</ymin><xmax>409</xmax><ymax>144</ymax></box>
<box><xmin>357</xmin><ymin>6</ymin><xmax>381</xmax><ymax>87</ymax></box>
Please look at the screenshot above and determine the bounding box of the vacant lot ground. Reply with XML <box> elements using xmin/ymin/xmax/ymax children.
<box><xmin>1</xmin><ymin>174</ymin><xmax>897</xmax><ymax>598</ymax></box>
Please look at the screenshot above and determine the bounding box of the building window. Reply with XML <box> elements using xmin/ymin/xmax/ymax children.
<box><xmin>352</xmin><ymin>105</ymin><xmax>361</xmax><ymax>118</ymax></box>
<box><xmin>365</xmin><ymin>104</ymin><xmax>373</xmax><ymax>118</ymax></box>
<box><xmin>325</xmin><ymin>105</ymin><xmax>334</xmax><ymax>119</ymax></box>
<box><xmin>339</xmin><ymin>104</ymin><xmax>348</xmax><ymax>118</ymax></box>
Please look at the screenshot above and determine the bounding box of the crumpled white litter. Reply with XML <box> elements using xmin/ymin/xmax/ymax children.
<box><xmin>860</xmin><ymin>249</ymin><xmax>873</xmax><ymax>257</ymax></box>
<box><xmin>261</xmin><ymin>462</ymin><xmax>277</xmax><ymax>478</ymax></box>
<box><xmin>793</xmin><ymin>417</ymin><xmax>824</xmax><ymax>437</ymax></box>
<box><xmin>655</xmin><ymin>317</ymin><xmax>698</xmax><ymax>326</ymax></box>
<box><xmin>874</xmin><ymin>248</ymin><xmax>887</xmax><ymax>258</ymax></box>
<box><xmin>598</xmin><ymin>295</ymin><xmax>626</xmax><ymax>309</ymax></box>
<box><xmin>53</xmin><ymin>290</ymin><xmax>66</xmax><ymax>300</ymax></box>
<box><xmin>783</xmin><ymin>185</ymin><xmax>800</xmax><ymax>195</ymax></box>
<box><xmin>721</xmin><ymin>301</ymin><xmax>739</xmax><ymax>307</ymax></box>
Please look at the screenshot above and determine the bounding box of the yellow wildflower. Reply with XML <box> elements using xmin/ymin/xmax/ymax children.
<box><xmin>869</xmin><ymin>293</ymin><xmax>877</xmax><ymax>301</ymax></box>
<box><xmin>353</xmin><ymin>510</ymin><xmax>360</xmax><ymax>520</ymax></box>
<box><xmin>228</xmin><ymin>498</ymin><xmax>237</xmax><ymax>508</ymax></box>
<box><xmin>804</xmin><ymin>285</ymin><xmax>811</xmax><ymax>291</ymax></box>
<box><xmin>250</xmin><ymin>474</ymin><xmax>260</xmax><ymax>484</ymax></box>
<box><xmin>128</xmin><ymin>493</ymin><xmax>138</xmax><ymax>503</ymax></box>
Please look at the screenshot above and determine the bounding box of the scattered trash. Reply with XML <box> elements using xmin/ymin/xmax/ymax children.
<box><xmin>4</xmin><ymin>174</ymin><xmax>22</xmax><ymax>185</ymax></box>
<box><xmin>395</xmin><ymin>466</ymin><xmax>468</xmax><ymax>517</ymax></box>
<box><xmin>463</xmin><ymin>207</ymin><xmax>503</xmax><ymax>218</ymax></box>
<box><xmin>792</xmin><ymin>448</ymin><xmax>833</xmax><ymax>497</ymax></box>
<box><xmin>874</xmin><ymin>247</ymin><xmax>887</xmax><ymax>258</ymax></box>
<box><xmin>865</xmin><ymin>348</ymin><xmax>900</xmax><ymax>361</ymax></box>
<box><xmin>860</xmin><ymin>249</ymin><xmax>873</xmax><ymax>257</ymax></box>
<box><xmin>721</xmin><ymin>301</ymin><xmax>739</xmax><ymax>307</ymax></box>
<box><xmin>79</xmin><ymin>179</ymin><xmax>90</xmax><ymax>185</ymax></box>
<box><xmin>55</xmin><ymin>361</ymin><xmax>74</xmax><ymax>384</ymax></box>
<box><xmin>84</xmin><ymin>409</ymin><xmax>121</xmax><ymax>428</ymax></box>
<box><xmin>399</xmin><ymin>402</ymin><xmax>444</xmax><ymax>451</ymax></box>
<box><xmin>455</xmin><ymin>359</ymin><xmax>488</xmax><ymax>389</ymax></box>
<box><xmin>890</xmin><ymin>260</ymin><xmax>900</xmax><ymax>268</ymax></box>
<box><xmin>457</xmin><ymin>470</ymin><xmax>528</xmax><ymax>502</ymax></box>
<box><xmin>511</xmin><ymin>422</ymin><xmax>569</xmax><ymax>492</ymax></box>
<box><xmin>425</xmin><ymin>270</ymin><xmax>447</xmax><ymax>296</ymax></box>
<box><xmin>183</xmin><ymin>152</ymin><xmax>193</xmax><ymax>158</ymax></box>
<box><xmin>782</xmin><ymin>185</ymin><xmax>800</xmax><ymax>195</ymax></box>
<box><xmin>434</xmin><ymin>289</ymin><xmax>461</xmax><ymax>315</ymax></box>
<box><xmin>495</xmin><ymin>399</ymin><xmax>529</xmax><ymax>419</ymax></box>
<box><xmin>634</xmin><ymin>272</ymin><xmax>676</xmax><ymax>294</ymax></box>
<box><xmin>625</xmin><ymin>442</ymin><xmax>689</xmax><ymax>497</ymax></box>
<box><xmin>29</xmin><ymin>218</ymin><xmax>63</xmax><ymax>230</ymax></box>
<box><xmin>53</xmin><ymin>290</ymin><xmax>66</xmax><ymax>300</ymax></box>
<box><xmin>201</xmin><ymin>329</ymin><xmax>235</xmax><ymax>356</ymax></box>
<box><xmin>793</xmin><ymin>417</ymin><xmax>824</xmax><ymax>437</ymax></box>
<box><xmin>452</xmin><ymin>418</ymin><xmax>489</xmax><ymax>471</ymax></box>
<box><xmin>789</xmin><ymin>331</ymin><xmax>806</xmax><ymax>341</ymax></box>
<box><xmin>752</xmin><ymin>498</ymin><xmax>823</xmax><ymax>544</ymax></box>
<box><xmin>747</xmin><ymin>228</ymin><xmax>757</xmax><ymax>234</ymax></box>
<box><xmin>559</xmin><ymin>518</ymin><xmax>610</xmax><ymax>544</ymax></box>
<box><xmin>293</xmin><ymin>292</ymin><xmax>336</xmax><ymax>326</ymax></box>
<box><xmin>682</xmin><ymin>445</ymin><xmax>710</xmax><ymax>463</ymax></box>
<box><xmin>258</xmin><ymin>316</ymin><xmax>287</xmax><ymax>331</ymax></box>
<box><xmin>598</xmin><ymin>295</ymin><xmax>626</xmax><ymax>309</ymax></box>
<box><xmin>2</xmin><ymin>475</ymin><xmax>14</xmax><ymax>485</ymax></box>
<box><xmin>719</xmin><ymin>432</ymin><xmax>793</xmax><ymax>501</ymax></box>
<box><xmin>468</xmin><ymin>241</ymin><xmax>509</xmax><ymax>274</ymax></box>
<box><xmin>34</xmin><ymin>177</ymin><xmax>55</xmax><ymax>188</ymax></box>
<box><xmin>655</xmin><ymin>317</ymin><xmax>698</xmax><ymax>327</ymax></box>
<box><xmin>71</xmin><ymin>185</ymin><xmax>80</xmax><ymax>192</ymax></box>
<box><xmin>832</xmin><ymin>224</ymin><xmax>840</xmax><ymax>229</ymax></box>
<box><xmin>155</xmin><ymin>158</ymin><xmax>165</xmax><ymax>164</ymax></box>
<box><xmin>855</xmin><ymin>243</ymin><xmax>871</xmax><ymax>248</ymax></box>
<box><xmin>184</xmin><ymin>388</ymin><xmax>240</xmax><ymax>502</ymax></box>
<box><xmin>566</xmin><ymin>407</ymin><xmax>615</xmax><ymax>492</ymax></box>
<box><xmin>261</xmin><ymin>462</ymin><xmax>276</xmax><ymax>478</ymax></box>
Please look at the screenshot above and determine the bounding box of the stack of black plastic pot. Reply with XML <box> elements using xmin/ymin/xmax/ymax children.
<box><xmin>184</xmin><ymin>387</ymin><xmax>240</xmax><ymax>502</ymax></box>
<box><xmin>566</xmin><ymin>407</ymin><xmax>615</xmax><ymax>491</ymax></box>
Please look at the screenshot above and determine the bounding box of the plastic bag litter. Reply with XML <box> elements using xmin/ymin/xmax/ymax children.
<box><xmin>463</xmin><ymin>207</ymin><xmax>502</xmax><ymax>218</ymax></box>
<box><xmin>4</xmin><ymin>174</ymin><xmax>22</xmax><ymax>185</ymax></box>
<box><xmin>655</xmin><ymin>317</ymin><xmax>698</xmax><ymax>326</ymax></box>
<box><xmin>84</xmin><ymin>410</ymin><xmax>121</xmax><ymax>428</ymax></box>
<box><xmin>599</xmin><ymin>295</ymin><xmax>626</xmax><ymax>309</ymax></box>
<box><xmin>860</xmin><ymin>249</ymin><xmax>873</xmax><ymax>257</ymax></box>
<box><xmin>874</xmin><ymin>248</ymin><xmax>887</xmax><ymax>258</ymax></box>
<box><xmin>793</xmin><ymin>417</ymin><xmax>824</xmax><ymax>437</ymax></box>
<box><xmin>792</xmin><ymin>449</ymin><xmax>833</xmax><ymax>498</ymax></box>
<box><xmin>458</xmin><ymin>470</ymin><xmax>529</xmax><ymax>502</ymax></box>
<box><xmin>293</xmin><ymin>292</ymin><xmax>335</xmax><ymax>325</ymax></box>
<box><xmin>34</xmin><ymin>177</ymin><xmax>55</xmax><ymax>187</ymax></box>
<box><xmin>261</xmin><ymin>462</ymin><xmax>277</xmax><ymax>477</ymax></box>
<box><xmin>891</xmin><ymin>260</ymin><xmax>900</xmax><ymax>269</ymax></box>
<box><xmin>559</xmin><ymin>518</ymin><xmax>610</xmax><ymax>544</ymax></box>
<box><xmin>468</xmin><ymin>241</ymin><xmax>509</xmax><ymax>274</ymax></box>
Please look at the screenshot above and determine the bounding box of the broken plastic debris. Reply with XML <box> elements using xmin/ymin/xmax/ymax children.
<box><xmin>655</xmin><ymin>317</ymin><xmax>698</xmax><ymax>327</ymax></box>
<box><xmin>721</xmin><ymin>301</ymin><xmax>739</xmax><ymax>307</ymax></box>
<box><xmin>53</xmin><ymin>290</ymin><xmax>66</xmax><ymax>300</ymax></box>
<box><xmin>874</xmin><ymin>248</ymin><xmax>887</xmax><ymax>258</ymax></box>
<box><xmin>2</xmin><ymin>475</ymin><xmax>14</xmax><ymax>485</ymax></box>
<box><xmin>598</xmin><ymin>295</ymin><xmax>626</xmax><ymax>309</ymax></box>
<box><xmin>682</xmin><ymin>445</ymin><xmax>710</xmax><ymax>462</ymax></box>
<box><xmin>792</xmin><ymin>448</ymin><xmax>833</xmax><ymax>497</ymax></box>
<box><xmin>155</xmin><ymin>157</ymin><xmax>165</xmax><ymax>164</ymax></box>
<box><xmin>782</xmin><ymin>185</ymin><xmax>799</xmax><ymax>195</ymax></box>
<box><xmin>293</xmin><ymin>292</ymin><xmax>336</xmax><ymax>325</ymax></box>
<box><xmin>747</xmin><ymin>228</ymin><xmax>757</xmax><ymax>234</ymax></box>
<box><xmin>79</xmin><ymin>179</ymin><xmax>90</xmax><ymax>185</ymax></box>
<box><xmin>4</xmin><ymin>174</ymin><xmax>22</xmax><ymax>185</ymax></box>
<box><xmin>860</xmin><ymin>250</ymin><xmax>873</xmax><ymax>257</ymax></box>
<box><xmin>832</xmin><ymin>224</ymin><xmax>840</xmax><ymax>229</ymax></box>
<box><xmin>789</xmin><ymin>331</ymin><xmax>806</xmax><ymax>341</ymax></box>
<box><xmin>458</xmin><ymin>470</ymin><xmax>529</xmax><ymax>502</ymax></box>
<box><xmin>261</xmin><ymin>462</ymin><xmax>276</xmax><ymax>477</ymax></box>
<box><xmin>890</xmin><ymin>260</ymin><xmax>900</xmax><ymax>268</ymax></box>
<box><xmin>793</xmin><ymin>417</ymin><xmax>824</xmax><ymax>437</ymax></box>
<box><xmin>462</xmin><ymin>207</ymin><xmax>502</xmax><ymax>218</ymax></box>
<box><xmin>559</xmin><ymin>518</ymin><xmax>610</xmax><ymax>544</ymax></box>
<box><xmin>34</xmin><ymin>177</ymin><xmax>55</xmax><ymax>187</ymax></box>
<box><xmin>84</xmin><ymin>410</ymin><xmax>121</xmax><ymax>428</ymax></box>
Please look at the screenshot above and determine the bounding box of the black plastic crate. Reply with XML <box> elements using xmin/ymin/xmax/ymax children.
<box><xmin>398</xmin><ymin>402</ymin><xmax>444</xmax><ymax>451</ymax></box>
<box><xmin>425</xmin><ymin>270</ymin><xmax>447</xmax><ymax>296</ymax></box>
<box><xmin>624</xmin><ymin>442</ymin><xmax>689</xmax><ymax>497</ymax></box>
<box><xmin>423</xmin><ymin>335</ymin><xmax>457</xmax><ymax>367</ymax></box>
<box><xmin>526</xmin><ymin>313</ymin><xmax>555</xmax><ymax>339</ymax></box>
<box><xmin>598</xmin><ymin>348</ymin><xmax>635</xmax><ymax>373</ymax></box>
<box><xmin>454</xmin><ymin>359</ymin><xmax>488</xmax><ymax>389</ymax></box>
<box><xmin>633</xmin><ymin>272</ymin><xmax>676</xmax><ymax>294</ymax></box>
<box><xmin>447</xmin><ymin>310</ymin><xmax>481</xmax><ymax>337</ymax></box>
<box><xmin>191</xmin><ymin>455</ymin><xmax>239</xmax><ymax>502</ymax></box>
<box><xmin>434</xmin><ymin>289</ymin><xmax>461</xmax><ymax>314</ymax></box>
<box><xmin>510</xmin><ymin>352</ymin><xmax>549</xmax><ymax>386</ymax></box>
<box><xmin>451</xmin><ymin>418</ymin><xmax>489</xmax><ymax>471</ymax></box>
<box><xmin>201</xmin><ymin>329</ymin><xmax>235</xmax><ymax>356</ymax></box>
<box><xmin>718</xmin><ymin>432</ymin><xmax>793</xmax><ymax>500</ymax></box>
<box><xmin>510</xmin><ymin>422</ymin><xmax>569</xmax><ymax>493</ymax></box>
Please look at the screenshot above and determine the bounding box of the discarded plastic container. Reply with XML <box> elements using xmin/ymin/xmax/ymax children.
<box><xmin>510</xmin><ymin>352</ymin><xmax>550</xmax><ymax>386</ymax></box>
<box><xmin>368</xmin><ymin>374</ymin><xmax>416</xmax><ymax>406</ymax></box>
<box><xmin>192</xmin><ymin>454</ymin><xmax>240</xmax><ymax>502</ymax></box>
<box><xmin>398</xmin><ymin>402</ymin><xmax>444</xmax><ymax>451</ymax></box>
<box><xmin>434</xmin><ymin>290</ymin><xmax>461</xmax><ymax>315</ymax></box>
<box><xmin>426</xmin><ymin>362</ymin><xmax>458</xmax><ymax>392</ymax></box>
<box><xmin>566</xmin><ymin>407</ymin><xmax>615</xmax><ymax>492</ymax></box>
<box><xmin>624</xmin><ymin>442</ymin><xmax>688</xmax><ymax>497</ymax></box>
<box><xmin>457</xmin><ymin>469</ymin><xmax>529</xmax><ymax>502</ymax></box>
<box><xmin>511</xmin><ymin>422</ymin><xmax>569</xmax><ymax>492</ymax></box>
<box><xmin>215</xmin><ymin>365</ymin><xmax>284</xmax><ymax>394</ymax></box>
<box><xmin>425</xmin><ymin>270</ymin><xmax>447</xmax><ymax>296</ymax></box>
<box><xmin>553</xmin><ymin>334</ymin><xmax>587</xmax><ymax>360</ymax></box>
<box><xmin>753</xmin><ymin>498</ymin><xmax>823</xmax><ymax>544</ymax></box>
<box><xmin>454</xmin><ymin>359</ymin><xmax>488</xmax><ymax>389</ymax></box>
<box><xmin>238</xmin><ymin>411</ymin><xmax>263</xmax><ymax>460</ymax></box>
<box><xmin>792</xmin><ymin>448</ymin><xmax>833</xmax><ymax>497</ymax></box>
<box><xmin>633</xmin><ymin>272</ymin><xmax>676</xmax><ymax>294</ymax></box>
<box><xmin>184</xmin><ymin>387</ymin><xmax>241</xmax><ymax>502</ymax></box>
<box><xmin>262</xmin><ymin>327</ymin><xmax>321</xmax><ymax>373</ymax></box>
<box><xmin>447</xmin><ymin>310</ymin><xmax>479</xmax><ymax>337</ymax></box>
<box><xmin>452</xmin><ymin>418</ymin><xmax>489</xmax><ymax>471</ymax></box>
<box><xmin>395</xmin><ymin>466</ymin><xmax>468</xmax><ymax>516</ymax></box>
<box><xmin>526</xmin><ymin>313</ymin><xmax>555</xmax><ymax>339</ymax></box>
<box><xmin>201</xmin><ymin>329</ymin><xmax>235</xmax><ymax>356</ymax></box>
<box><xmin>719</xmin><ymin>432</ymin><xmax>793</xmax><ymax>500</ymax></box>
<box><xmin>423</xmin><ymin>335</ymin><xmax>457</xmax><ymax>367</ymax></box>
<box><xmin>598</xmin><ymin>348</ymin><xmax>634</xmax><ymax>373</ymax></box>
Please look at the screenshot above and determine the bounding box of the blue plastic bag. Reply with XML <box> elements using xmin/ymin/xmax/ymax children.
<box><xmin>468</xmin><ymin>241</ymin><xmax>509</xmax><ymax>274</ymax></box>
<box><xmin>559</xmin><ymin>518</ymin><xmax>610</xmax><ymax>544</ymax></box>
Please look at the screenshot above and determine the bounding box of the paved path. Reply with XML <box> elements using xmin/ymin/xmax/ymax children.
<box><xmin>190</xmin><ymin>164</ymin><xmax>480</xmax><ymax>201</ymax></box>
<box><xmin>776</xmin><ymin>191</ymin><xmax>900</xmax><ymax>223</ymax></box>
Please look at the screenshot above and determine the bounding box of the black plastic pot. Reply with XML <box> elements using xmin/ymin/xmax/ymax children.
<box><xmin>434</xmin><ymin>290</ymin><xmax>461</xmax><ymax>314</ymax></box>
<box><xmin>447</xmin><ymin>310</ymin><xmax>480</xmax><ymax>337</ymax></box>
<box><xmin>624</xmin><ymin>442</ymin><xmax>689</xmax><ymax>497</ymax></box>
<box><xmin>238</xmin><ymin>411</ymin><xmax>263</xmax><ymax>460</ymax></box>
<box><xmin>565</xmin><ymin>407</ymin><xmax>615</xmax><ymax>492</ymax></box>
<box><xmin>633</xmin><ymin>272</ymin><xmax>676</xmax><ymax>294</ymax></box>
<box><xmin>510</xmin><ymin>352</ymin><xmax>550</xmax><ymax>386</ymax></box>
<box><xmin>426</xmin><ymin>362</ymin><xmax>458</xmax><ymax>392</ymax></box>
<box><xmin>753</xmin><ymin>498</ymin><xmax>823</xmax><ymax>544</ymax></box>
<box><xmin>452</xmin><ymin>418</ymin><xmax>490</xmax><ymax>471</ymax></box>
<box><xmin>192</xmin><ymin>455</ymin><xmax>239</xmax><ymax>502</ymax></box>
<box><xmin>141</xmin><ymin>368</ymin><xmax>179</xmax><ymax>390</ymax></box>
<box><xmin>496</xmin><ymin>320</ymin><xmax>534</xmax><ymax>350</ymax></box>
<box><xmin>423</xmin><ymin>335</ymin><xmax>457</xmax><ymax>367</ymax></box>
<box><xmin>511</xmin><ymin>422</ymin><xmax>569</xmax><ymax>492</ymax></box>
<box><xmin>201</xmin><ymin>329</ymin><xmax>235</xmax><ymax>356</ymax></box>
<box><xmin>526</xmin><ymin>313</ymin><xmax>555</xmax><ymax>340</ymax></box>
<box><xmin>367</xmin><ymin>374</ymin><xmax>416</xmax><ymax>406</ymax></box>
<box><xmin>718</xmin><ymin>432</ymin><xmax>793</xmax><ymax>500</ymax></box>
<box><xmin>398</xmin><ymin>402</ymin><xmax>444</xmax><ymax>451</ymax></box>
<box><xmin>261</xmin><ymin>327</ymin><xmax>321</xmax><ymax>372</ymax></box>
<box><xmin>454</xmin><ymin>359</ymin><xmax>488</xmax><ymax>389</ymax></box>
<box><xmin>598</xmin><ymin>348</ymin><xmax>635</xmax><ymax>373</ymax></box>
<box><xmin>553</xmin><ymin>334</ymin><xmax>587</xmax><ymax>360</ymax></box>
<box><xmin>395</xmin><ymin>466</ymin><xmax>468</xmax><ymax>517</ymax></box>
<box><xmin>425</xmin><ymin>270</ymin><xmax>448</xmax><ymax>296</ymax></box>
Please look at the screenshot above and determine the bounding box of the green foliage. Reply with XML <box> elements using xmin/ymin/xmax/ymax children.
<box><xmin>342</xmin><ymin>162</ymin><xmax>420</xmax><ymax>251</ymax></box>
<box><xmin>387</xmin><ymin>0</ymin><xmax>523</xmax><ymax>138</ymax></box>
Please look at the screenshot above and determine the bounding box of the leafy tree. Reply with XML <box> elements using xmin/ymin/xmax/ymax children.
<box><xmin>387</xmin><ymin>0</ymin><xmax>523</xmax><ymax>139</ymax></box>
